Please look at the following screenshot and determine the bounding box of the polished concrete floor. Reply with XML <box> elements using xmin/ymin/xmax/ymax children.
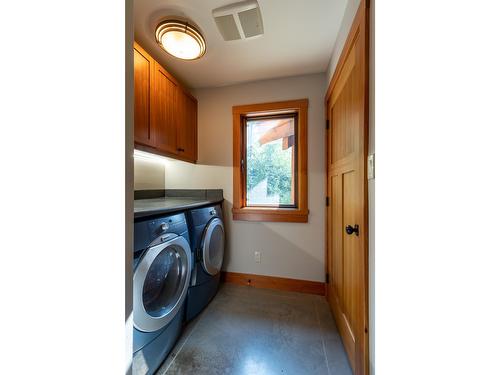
<box><xmin>157</xmin><ymin>283</ymin><xmax>352</xmax><ymax>375</ymax></box>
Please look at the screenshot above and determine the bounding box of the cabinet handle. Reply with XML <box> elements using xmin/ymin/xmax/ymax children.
<box><xmin>177</xmin><ymin>148</ymin><xmax>185</xmax><ymax>152</ymax></box>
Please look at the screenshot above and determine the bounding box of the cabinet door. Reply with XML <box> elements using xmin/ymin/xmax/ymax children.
<box><xmin>134</xmin><ymin>45</ymin><xmax>155</xmax><ymax>147</ymax></box>
<box><xmin>176</xmin><ymin>90</ymin><xmax>198</xmax><ymax>162</ymax></box>
<box><xmin>152</xmin><ymin>62</ymin><xmax>178</xmax><ymax>155</ymax></box>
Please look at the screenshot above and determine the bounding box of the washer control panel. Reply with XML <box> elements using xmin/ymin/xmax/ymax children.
<box><xmin>134</xmin><ymin>212</ymin><xmax>188</xmax><ymax>252</ymax></box>
<box><xmin>148</xmin><ymin>213</ymin><xmax>186</xmax><ymax>237</ymax></box>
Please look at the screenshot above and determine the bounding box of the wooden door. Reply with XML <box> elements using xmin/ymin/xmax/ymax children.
<box><xmin>326</xmin><ymin>2</ymin><xmax>369</xmax><ymax>375</ymax></box>
<box><xmin>133</xmin><ymin>44</ymin><xmax>155</xmax><ymax>147</ymax></box>
<box><xmin>176</xmin><ymin>90</ymin><xmax>198</xmax><ymax>162</ymax></box>
<box><xmin>152</xmin><ymin>62</ymin><xmax>178</xmax><ymax>155</ymax></box>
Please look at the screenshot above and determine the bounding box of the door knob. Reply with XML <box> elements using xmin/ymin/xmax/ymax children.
<box><xmin>345</xmin><ymin>224</ymin><xmax>359</xmax><ymax>236</ymax></box>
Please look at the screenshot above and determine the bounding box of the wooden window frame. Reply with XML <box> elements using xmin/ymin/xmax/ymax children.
<box><xmin>232</xmin><ymin>99</ymin><xmax>309</xmax><ymax>223</ymax></box>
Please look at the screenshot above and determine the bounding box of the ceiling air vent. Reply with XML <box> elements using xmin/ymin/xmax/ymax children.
<box><xmin>213</xmin><ymin>0</ymin><xmax>264</xmax><ymax>41</ymax></box>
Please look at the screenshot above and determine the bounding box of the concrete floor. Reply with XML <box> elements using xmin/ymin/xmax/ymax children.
<box><xmin>157</xmin><ymin>283</ymin><xmax>352</xmax><ymax>375</ymax></box>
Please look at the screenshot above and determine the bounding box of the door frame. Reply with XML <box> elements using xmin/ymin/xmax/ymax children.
<box><xmin>324</xmin><ymin>1</ymin><xmax>370</xmax><ymax>374</ymax></box>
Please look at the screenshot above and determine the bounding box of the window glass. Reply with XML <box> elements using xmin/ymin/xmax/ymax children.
<box><xmin>245</xmin><ymin>115</ymin><xmax>296</xmax><ymax>207</ymax></box>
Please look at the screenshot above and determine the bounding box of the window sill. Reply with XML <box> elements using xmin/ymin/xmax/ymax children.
<box><xmin>232</xmin><ymin>207</ymin><xmax>309</xmax><ymax>223</ymax></box>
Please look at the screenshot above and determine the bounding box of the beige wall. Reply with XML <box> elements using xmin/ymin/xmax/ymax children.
<box><xmin>134</xmin><ymin>158</ymin><xmax>165</xmax><ymax>190</ymax></box>
<box><xmin>326</xmin><ymin>0</ymin><xmax>362</xmax><ymax>83</ymax></box>
<box><xmin>163</xmin><ymin>73</ymin><xmax>326</xmax><ymax>282</ymax></box>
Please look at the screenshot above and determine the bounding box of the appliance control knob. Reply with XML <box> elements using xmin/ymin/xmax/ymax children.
<box><xmin>160</xmin><ymin>223</ymin><xmax>169</xmax><ymax>231</ymax></box>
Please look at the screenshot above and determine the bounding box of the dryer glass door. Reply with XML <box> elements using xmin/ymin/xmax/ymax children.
<box><xmin>134</xmin><ymin>236</ymin><xmax>192</xmax><ymax>332</ymax></box>
<box><xmin>202</xmin><ymin>218</ymin><xmax>225</xmax><ymax>276</ymax></box>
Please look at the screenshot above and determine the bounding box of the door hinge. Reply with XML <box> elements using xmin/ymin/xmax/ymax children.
<box><xmin>326</xmin><ymin>273</ymin><xmax>330</xmax><ymax>284</ymax></box>
<box><xmin>326</xmin><ymin>119</ymin><xmax>330</xmax><ymax>130</ymax></box>
<box><xmin>326</xmin><ymin>196</ymin><xmax>330</xmax><ymax>206</ymax></box>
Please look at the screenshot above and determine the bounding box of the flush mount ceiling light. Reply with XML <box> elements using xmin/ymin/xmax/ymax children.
<box><xmin>155</xmin><ymin>20</ymin><xmax>206</xmax><ymax>60</ymax></box>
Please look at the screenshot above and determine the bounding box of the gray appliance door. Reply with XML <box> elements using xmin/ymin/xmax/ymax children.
<box><xmin>201</xmin><ymin>218</ymin><xmax>225</xmax><ymax>276</ymax></box>
<box><xmin>133</xmin><ymin>235</ymin><xmax>192</xmax><ymax>332</ymax></box>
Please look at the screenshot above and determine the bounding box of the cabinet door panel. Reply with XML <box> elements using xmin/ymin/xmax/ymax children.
<box><xmin>177</xmin><ymin>90</ymin><xmax>197</xmax><ymax>162</ymax></box>
<box><xmin>152</xmin><ymin>63</ymin><xmax>178</xmax><ymax>155</ymax></box>
<box><xmin>133</xmin><ymin>46</ymin><xmax>154</xmax><ymax>147</ymax></box>
<box><xmin>134</xmin><ymin>42</ymin><xmax>198</xmax><ymax>163</ymax></box>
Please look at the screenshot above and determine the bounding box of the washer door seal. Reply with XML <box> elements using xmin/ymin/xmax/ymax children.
<box><xmin>201</xmin><ymin>217</ymin><xmax>225</xmax><ymax>276</ymax></box>
<box><xmin>133</xmin><ymin>235</ymin><xmax>192</xmax><ymax>332</ymax></box>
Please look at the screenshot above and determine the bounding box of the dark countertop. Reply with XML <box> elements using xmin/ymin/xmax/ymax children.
<box><xmin>134</xmin><ymin>189</ymin><xmax>223</xmax><ymax>219</ymax></box>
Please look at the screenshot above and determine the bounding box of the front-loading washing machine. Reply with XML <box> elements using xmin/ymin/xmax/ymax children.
<box><xmin>185</xmin><ymin>204</ymin><xmax>225</xmax><ymax>322</ymax></box>
<box><xmin>133</xmin><ymin>212</ymin><xmax>192</xmax><ymax>375</ymax></box>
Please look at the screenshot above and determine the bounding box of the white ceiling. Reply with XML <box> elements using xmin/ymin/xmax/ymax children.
<box><xmin>134</xmin><ymin>0</ymin><xmax>348</xmax><ymax>88</ymax></box>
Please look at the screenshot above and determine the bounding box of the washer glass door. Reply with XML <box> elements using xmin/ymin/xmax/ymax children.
<box><xmin>202</xmin><ymin>218</ymin><xmax>225</xmax><ymax>276</ymax></box>
<box><xmin>134</xmin><ymin>236</ymin><xmax>192</xmax><ymax>332</ymax></box>
<box><xmin>143</xmin><ymin>247</ymin><xmax>184</xmax><ymax>317</ymax></box>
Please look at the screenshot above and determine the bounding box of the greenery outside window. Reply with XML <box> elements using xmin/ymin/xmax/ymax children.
<box><xmin>232</xmin><ymin>99</ymin><xmax>309</xmax><ymax>222</ymax></box>
<box><xmin>245</xmin><ymin>113</ymin><xmax>297</xmax><ymax>207</ymax></box>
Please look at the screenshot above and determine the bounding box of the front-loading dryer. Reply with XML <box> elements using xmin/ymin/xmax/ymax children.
<box><xmin>133</xmin><ymin>212</ymin><xmax>192</xmax><ymax>375</ymax></box>
<box><xmin>185</xmin><ymin>204</ymin><xmax>225</xmax><ymax>322</ymax></box>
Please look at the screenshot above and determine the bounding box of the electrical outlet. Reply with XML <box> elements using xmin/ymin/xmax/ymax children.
<box><xmin>254</xmin><ymin>251</ymin><xmax>261</xmax><ymax>263</ymax></box>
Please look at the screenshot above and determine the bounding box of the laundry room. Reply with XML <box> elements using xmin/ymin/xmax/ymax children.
<box><xmin>131</xmin><ymin>0</ymin><xmax>371</xmax><ymax>374</ymax></box>
<box><xmin>6</xmin><ymin>0</ymin><xmax>500</xmax><ymax>374</ymax></box>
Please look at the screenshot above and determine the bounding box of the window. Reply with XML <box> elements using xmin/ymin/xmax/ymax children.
<box><xmin>232</xmin><ymin>99</ymin><xmax>308</xmax><ymax>222</ymax></box>
<box><xmin>245</xmin><ymin>114</ymin><xmax>297</xmax><ymax>207</ymax></box>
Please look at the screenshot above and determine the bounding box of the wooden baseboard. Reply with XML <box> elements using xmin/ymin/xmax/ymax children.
<box><xmin>221</xmin><ymin>271</ymin><xmax>325</xmax><ymax>296</ymax></box>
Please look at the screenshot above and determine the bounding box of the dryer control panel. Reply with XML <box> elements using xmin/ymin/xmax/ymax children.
<box><xmin>187</xmin><ymin>205</ymin><xmax>223</xmax><ymax>227</ymax></box>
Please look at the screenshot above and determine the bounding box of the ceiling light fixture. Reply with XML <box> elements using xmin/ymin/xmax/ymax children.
<box><xmin>155</xmin><ymin>20</ymin><xmax>206</xmax><ymax>60</ymax></box>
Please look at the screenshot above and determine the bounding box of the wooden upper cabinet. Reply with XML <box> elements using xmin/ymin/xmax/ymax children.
<box><xmin>133</xmin><ymin>44</ymin><xmax>155</xmax><ymax>147</ymax></box>
<box><xmin>152</xmin><ymin>63</ymin><xmax>178</xmax><ymax>155</ymax></box>
<box><xmin>133</xmin><ymin>42</ymin><xmax>198</xmax><ymax>163</ymax></box>
<box><xmin>176</xmin><ymin>89</ymin><xmax>198</xmax><ymax>162</ymax></box>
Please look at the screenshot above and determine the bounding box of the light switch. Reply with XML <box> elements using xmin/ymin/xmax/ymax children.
<box><xmin>367</xmin><ymin>154</ymin><xmax>375</xmax><ymax>179</ymax></box>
